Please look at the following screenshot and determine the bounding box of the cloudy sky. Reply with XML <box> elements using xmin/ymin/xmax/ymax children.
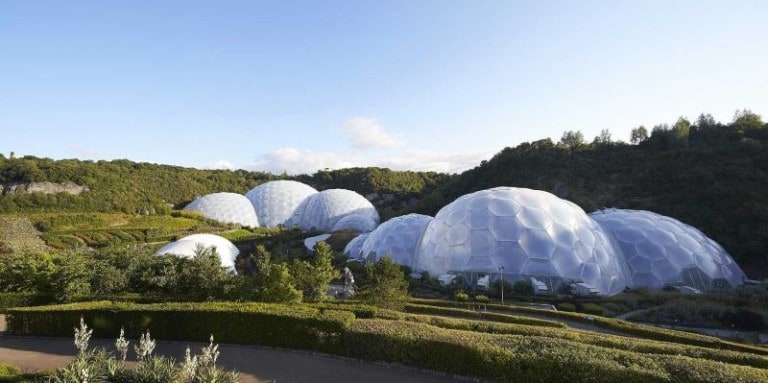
<box><xmin>1</xmin><ymin>1</ymin><xmax>767</xmax><ymax>174</ymax></box>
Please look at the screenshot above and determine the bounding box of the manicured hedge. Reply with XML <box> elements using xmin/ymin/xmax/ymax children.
<box><xmin>343</xmin><ymin>319</ymin><xmax>768</xmax><ymax>383</ymax></box>
<box><xmin>411</xmin><ymin>298</ymin><xmax>768</xmax><ymax>356</ymax></box>
<box><xmin>404</xmin><ymin>303</ymin><xmax>566</xmax><ymax>328</ymax></box>
<box><xmin>310</xmin><ymin>302</ymin><xmax>379</xmax><ymax>319</ymax></box>
<box><xmin>6</xmin><ymin>301</ymin><xmax>355</xmax><ymax>352</ymax></box>
<box><xmin>400</xmin><ymin>313</ymin><xmax>768</xmax><ymax>370</ymax></box>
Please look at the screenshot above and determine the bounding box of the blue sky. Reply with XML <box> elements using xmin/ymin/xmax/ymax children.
<box><xmin>1</xmin><ymin>1</ymin><xmax>766</xmax><ymax>174</ymax></box>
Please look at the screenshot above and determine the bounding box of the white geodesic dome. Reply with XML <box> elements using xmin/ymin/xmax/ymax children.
<box><xmin>589</xmin><ymin>208</ymin><xmax>746</xmax><ymax>292</ymax></box>
<box><xmin>343</xmin><ymin>233</ymin><xmax>370</xmax><ymax>260</ymax></box>
<box><xmin>361</xmin><ymin>214</ymin><xmax>432</xmax><ymax>267</ymax></box>
<box><xmin>155</xmin><ymin>234</ymin><xmax>239</xmax><ymax>273</ymax></box>
<box><xmin>331</xmin><ymin>214</ymin><xmax>378</xmax><ymax>232</ymax></box>
<box><xmin>184</xmin><ymin>192</ymin><xmax>259</xmax><ymax>228</ymax></box>
<box><xmin>245</xmin><ymin>180</ymin><xmax>318</xmax><ymax>228</ymax></box>
<box><xmin>414</xmin><ymin>187</ymin><xmax>630</xmax><ymax>296</ymax></box>
<box><xmin>298</xmin><ymin>189</ymin><xmax>380</xmax><ymax>232</ymax></box>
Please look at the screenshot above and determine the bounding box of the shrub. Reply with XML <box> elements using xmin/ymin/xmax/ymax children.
<box><xmin>355</xmin><ymin>257</ymin><xmax>410</xmax><ymax>310</ymax></box>
<box><xmin>474</xmin><ymin>295</ymin><xmax>489</xmax><ymax>303</ymax></box>
<box><xmin>557</xmin><ymin>302</ymin><xmax>577</xmax><ymax>312</ymax></box>
<box><xmin>582</xmin><ymin>303</ymin><xmax>606</xmax><ymax>316</ymax></box>
<box><xmin>403</xmin><ymin>303</ymin><xmax>566</xmax><ymax>328</ymax></box>
<box><xmin>454</xmin><ymin>291</ymin><xmax>469</xmax><ymax>302</ymax></box>
<box><xmin>511</xmin><ymin>279</ymin><xmax>534</xmax><ymax>296</ymax></box>
<box><xmin>6</xmin><ymin>301</ymin><xmax>356</xmax><ymax>353</ymax></box>
<box><xmin>0</xmin><ymin>363</ymin><xmax>20</xmax><ymax>378</ymax></box>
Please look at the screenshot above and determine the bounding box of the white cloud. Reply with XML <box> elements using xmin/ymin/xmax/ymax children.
<box><xmin>376</xmin><ymin>148</ymin><xmax>499</xmax><ymax>174</ymax></box>
<box><xmin>207</xmin><ymin>160</ymin><xmax>235</xmax><ymax>170</ymax></box>
<box><xmin>342</xmin><ymin>117</ymin><xmax>404</xmax><ymax>149</ymax></box>
<box><xmin>250</xmin><ymin>147</ymin><xmax>360</xmax><ymax>175</ymax></box>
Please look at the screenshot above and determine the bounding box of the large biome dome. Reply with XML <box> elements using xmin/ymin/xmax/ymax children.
<box><xmin>415</xmin><ymin>187</ymin><xmax>629</xmax><ymax>296</ymax></box>
<box><xmin>298</xmin><ymin>189</ymin><xmax>380</xmax><ymax>232</ymax></box>
<box><xmin>343</xmin><ymin>233</ymin><xmax>370</xmax><ymax>260</ymax></box>
<box><xmin>245</xmin><ymin>181</ymin><xmax>318</xmax><ymax>228</ymax></box>
<box><xmin>361</xmin><ymin>214</ymin><xmax>432</xmax><ymax>267</ymax></box>
<box><xmin>155</xmin><ymin>234</ymin><xmax>239</xmax><ymax>273</ymax></box>
<box><xmin>184</xmin><ymin>192</ymin><xmax>259</xmax><ymax>228</ymax></box>
<box><xmin>589</xmin><ymin>208</ymin><xmax>746</xmax><ymax>292</ymax></box>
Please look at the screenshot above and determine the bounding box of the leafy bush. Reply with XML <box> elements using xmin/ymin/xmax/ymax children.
<box><xmin>0</xmin><ymin>363</ymin><xmax>20</xmax><ymax>378</ymax></box>
<box><xmin>6</xmin><ymin>301</ymin><xmax>356</xmax><ymax>353</ymax></box>
<box><xmin>355</xmin><ymin>256</ymin><xmax>410</xmax><ymax>310</ymax></box>
<box><xmin>474</xmin><ymin>294</ymin><xmax>489</xmax><ymax>303</ymax></box>
<box><xmin>454</xmin><ymin>291</ymin><xmax>469</xmax><ymax>302</ymax></box>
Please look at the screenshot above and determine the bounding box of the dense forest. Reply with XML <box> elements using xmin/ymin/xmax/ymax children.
<box><xmin>1</xmin><ymin>110</ymin><xmax>766</xmax><ymax>278</ymax></box>
<box><xmin>415</xmin><ymin>110</ymin><xmax>768</xmax><ymax>279</ymax></box>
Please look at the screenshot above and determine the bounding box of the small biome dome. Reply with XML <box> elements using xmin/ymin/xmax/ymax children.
<box><xmin>184</xmin><ymin>192</ymin><xmax>259</xmax><ymax>228</ymax></box>
<box><xmin>343</xmin><ymin>233</ymin><xmax>370</xmax><ymax>260</ymax></box>
<box><xmin>361</xmin><ymin>214</ymin><xmax>432</xmax><ymax>267</ymax></box>
<box><xmin>415</xmin><ymin>187</ymin><xmax>629</xmax><ymax>296</ymax></box>
<box><xmin>245</xmin><ymin>180</ymin><xmax>318</xmax><ymax>228</ymax></box>
<box><xmin>298</xmin><ymin>189</ymin><xmax>379</xmax><ymax>232</ymax></box>
<box><xmin>304</xmin><ymin>234</ymin><xmax>332</xmax><ymax>251</ymax></box>
<box><xmin>590</xmin><ymin>208</ymin><xmax>746</xmax><ymax>292</ymax></box>
<box><xmin>155</xmin><ymin>234</ymin><xmax>239</xmax><ymax>273</ymax></box>
<box><xmin>332</xmin><ymin>214</ymin><xmax>378</xmax><ymax>232</ymax></box>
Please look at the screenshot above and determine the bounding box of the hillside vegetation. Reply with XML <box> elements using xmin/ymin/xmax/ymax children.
<box><xmin>415</xmin><ymin>112</ymin><xmax>768</xmax><ymax>279</ymax></box>
<box><xmin>1</xmin><ymin>111</ymin><xmax>766</xmax><ymax>277</ymax></box>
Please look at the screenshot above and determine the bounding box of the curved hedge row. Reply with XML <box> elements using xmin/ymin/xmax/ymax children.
<box><xmin>343</xmin><ymin>319</ymin><xmax>768</xmax><ymax>383</ymax></box>
<box><xmin>404</xmin><ymin>303</ymin><xmax>566</xmax><ymax>329</ymax></box>
<box><xmin>6</xmin><ymin>301</ymin><xmax>355</xmax><ymax>352</ymax></box>
<box><xmin>399</xmin><ymin>313</ymin><xmax>768</xmax><ymax>370</ymax></box>
<box><xmin>410</xmin><ymin>298</ymin><xmax>768</xmax><ymax>356</ymax></box>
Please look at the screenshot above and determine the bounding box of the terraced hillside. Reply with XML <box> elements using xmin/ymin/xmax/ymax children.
<box><xmin>0</xmin><ymin>216</ymin><xmax>47</xmax><ymax>254</ymax></box>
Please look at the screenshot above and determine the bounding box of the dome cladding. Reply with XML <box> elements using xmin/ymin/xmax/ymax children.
<box><xmin>343</xmin><ymin>232</ymin><xmax>370</xmax><ymax>260</ymax></box>
<box><xmin>332</xmin><ymin>214</ymin><xmax>378</xmax><ymax>232</ymax></box>
<box><xmin>184</xmin><ymin>192</ymin><xmax>259</xmax><ymax>227</ymax></box>
<box><xmin>245</xmin><ymin>180</ymin><xmax>318</xmax><ymax>228</ymax></box>
<box><xmin>361</xmin><ymin>214</ymin><xmax>432</xmax><ymax>267</ymax></box>
<box><xmin>415</xmin><ymin>187</ymin><xmax>629</xmax><ymax>296</ymax></box>
<box><xmin>590</xmin><ymin>208</ymin><xmax>746</xmax><ymax>291</ymax></box>
<box><xmin>298</xmin><ymin>189</ymin><xmax>380</xmax><ymax>232</ymax></box>
<box><xmin>155</xmin><ymin>233</ymin><xmax>239</xmax><ymax>273</ymax></box>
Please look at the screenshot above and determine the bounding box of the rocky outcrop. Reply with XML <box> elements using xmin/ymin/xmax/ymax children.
<box><xmin>2</xmin><ymin>181</ymin><xmax>89</xmax><ymax>195</ymax></box>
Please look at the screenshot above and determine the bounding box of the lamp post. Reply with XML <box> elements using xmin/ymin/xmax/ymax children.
<box><xmin>498</xmin><ymin>266</ymin><xmax>505</xmax><ymax>304</ymax></box>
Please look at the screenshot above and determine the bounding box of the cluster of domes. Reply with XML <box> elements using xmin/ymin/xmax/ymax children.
<box><xmin>342</xmin><ymin>186</ymin><xmax>746</xmax><ymax>296</ymax></box>
<box><xmin>184</xmin><ymin>181</ymin><xmax>380</xmax><ymax>233</ymax></box>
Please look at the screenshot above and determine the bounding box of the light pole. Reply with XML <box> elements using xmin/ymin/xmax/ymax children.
<box><xmin>498</xmin><ymin>266</ymin><xmax>505</xmax><ymax>304</ymax></box>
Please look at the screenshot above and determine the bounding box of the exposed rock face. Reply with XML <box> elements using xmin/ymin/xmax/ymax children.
<box><xmin>2</xmin><ymin>181</ymin><xmax>90</xmax><ymax>195</ymax></box>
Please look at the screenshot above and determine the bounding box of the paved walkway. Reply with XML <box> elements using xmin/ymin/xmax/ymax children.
<box><xmin>0</xmin><ymin>316</ymin><xmax>474</xmax><ymax>383</ymax></box>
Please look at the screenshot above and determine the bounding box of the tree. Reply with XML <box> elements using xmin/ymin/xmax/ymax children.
<box><xmin>237</xmin><ymin>245</ymin><xmax>302</xmax><ymax>303</ymax></box>
<box><xmin>355</xmin><ymin>256</ymin><xmax>409</xmax><ymax>309</ymax></box>
<box><xmin>172</xmin><ymin>245</ymin><xmax>235</xmax><ymax>301</ymax></box>
<box><xmin>593</xmin><ymin>129</ymin><xmax>612</xmax><ymax>146</ymax></box>
<box><xmin>671</xmin><ymin>116</ymin><xmax>691</xmax><ymax>148</ymax></box>
<box><xmin>290</xmin><ymin>241</ymin><xmax>339</xmax><ymax>302</ymax></box>
<box><xmin>559</xmin><ymin>130</ymin><xmax>585</xmax><ymax>148</ymax></box>
<box><xmin>630</xmin><ymin>125</ymin><xmax>649</xmax><ymax>144</ymax></box>
<box><xmin>732</xmin><ymin>109</ymin><xmax>764</xmax><ymax>134</ymax></box>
